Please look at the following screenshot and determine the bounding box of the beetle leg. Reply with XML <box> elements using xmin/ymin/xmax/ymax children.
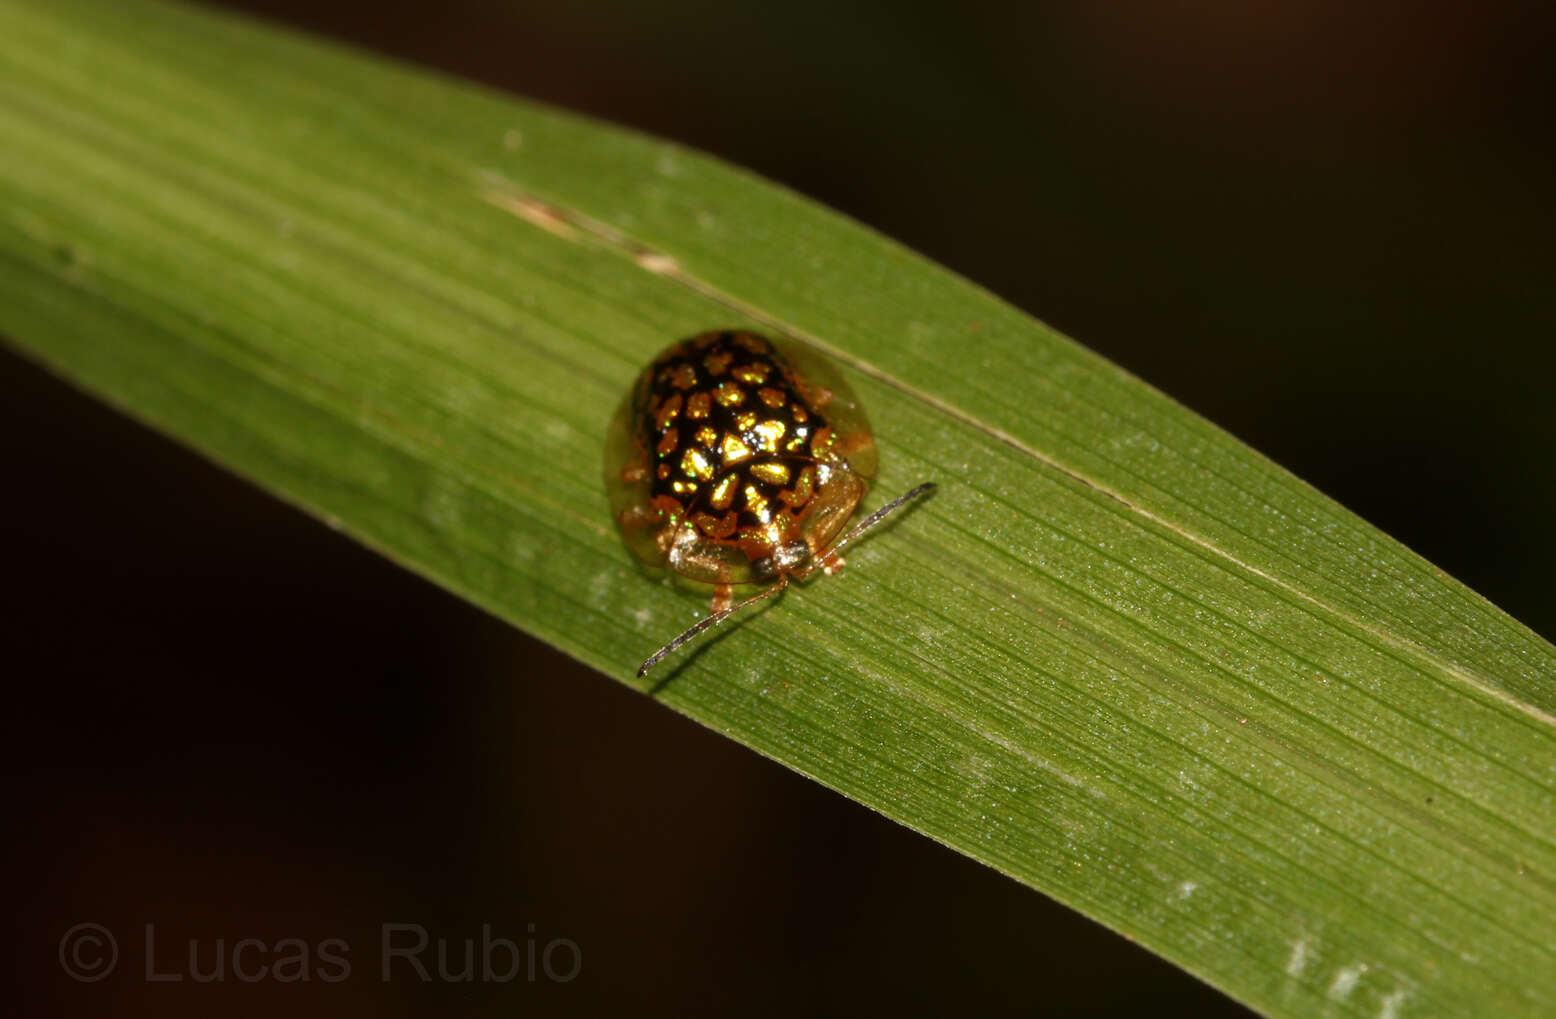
<box><xmin>711</xmin><ymin>583</ymin><xmax>734</xmax><ymax>614</ymax></box>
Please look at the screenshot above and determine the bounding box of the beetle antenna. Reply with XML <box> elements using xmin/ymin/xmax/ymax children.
<box><xmin>816</xmin><ymin>481</ymin><xmax>936</xmax><ymax>565</ymax></box>
<box><xmin>638</xmin><ymin>578</ymin><xmax>791</xmax><ymax>677</ymax></box>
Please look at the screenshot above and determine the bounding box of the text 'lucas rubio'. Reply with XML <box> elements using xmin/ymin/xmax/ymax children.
<box><xmin>129</xmin><ymin>922</ymin><xmax>582</xmax><ymax>984</ymax></box>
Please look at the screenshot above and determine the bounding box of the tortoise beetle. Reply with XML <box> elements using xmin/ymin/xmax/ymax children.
<box><xmin>605</xmin><ymin>329</ymin><xmax>933</xmax><ymax>675</ymax></box>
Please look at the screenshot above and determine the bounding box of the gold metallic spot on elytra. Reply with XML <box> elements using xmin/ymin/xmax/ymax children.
<box><xmin>657</xmin><ymin>464</ymin><xmax>671</xmax><ymax>481</ymax></box>
<box><xmin>680</xmin><ymin>448</ymin><xmax>713</xmax><ymax>480</ymax></box>
<box><xmin>749</xmin><ymin>461</ymin><xmax>790</xmax><ymax>486</ymax></box>
<box><xmin>780</xmin><ymin>465</ymin><xmax>816</xmax><ymax>507</ymax></box>
<box><xmin>791</xmin><ymin>404</ymin><xmax>808</xmax><ymax>423</ymax></box>
<box><xmin>744</xmin><ymin>484</ymin><xmax>772</xmax><ymax>524</ymax></box>
<box><xmin>669</xmin><ymin>363</ymin><xmax>697</xmax><ymax>390</ymax></box>
<box><xmin>735</xmin><ymin>410</ymin><xmax>758</xmax><ymax>432</ymax></box>
<box><xmin>671</xmin><ymin>479</ymin><xmax>697</xmax><ymax>495</ymax></box>
<box><xmin>703</xmin><ymin>350</ymin><xmax>733</xmax><ymax>376</ymax></box>
<box><xmin>695</xmin><ymin>425</ymin><xmax>718</xmax><ymax>448</ymax></box>
<box><xmin>751</xmin><ymin>419</ymin><xmax>786</xmax><ymax>453</ymax></box>
<box><xmin>710</xmin><ymin>474</ymin><xmax>737</xmax><ymax>510</ymax></box>
<box><xmin>733</xmin><ymin>334</ymin><xmax>769</xmax><ymax>355</ymax></box>
<box><xmin>757</xmin><ymin>387</ymin><xmax>786</xmax><ymax>408</ymax></box>
<box><xmin>715</xmin><ymin>381</ymin><xmax>745</xmax><ymax>407</ymax></box>
<box><xmin>687</xmin><ymin>391</ymin><xmax>712</xmax><ymax>420</ymax></box>
<box><xmin>732</xmin><ymin>361</ymin><xmax>770</xmax><ymax>385</ymax></box>
<box><xmin>720</xmin><ymin>433</ymin><xmax>752</xmax><ymax>464</ymax></box>
<box><xmin>656</xmin><ymin>430</ymin><xmax>678</xmax><ymax>456</ymax></box>
<box><xmin>654</xmin><ymin>393</ymin><xmax>682</xmax><ymax>430</ymax></box>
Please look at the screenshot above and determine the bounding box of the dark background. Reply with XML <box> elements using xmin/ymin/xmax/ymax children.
<box><xmin>8</xmin><ymin>2</ymin><xmax>1554</xmax><ymax>1016</ymax></box>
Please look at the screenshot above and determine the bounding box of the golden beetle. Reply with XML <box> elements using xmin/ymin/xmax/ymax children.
<box><xmin>606</xmin><ymin>330</ymin><xmax>932</xmax><ymax>675</ymax></box>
